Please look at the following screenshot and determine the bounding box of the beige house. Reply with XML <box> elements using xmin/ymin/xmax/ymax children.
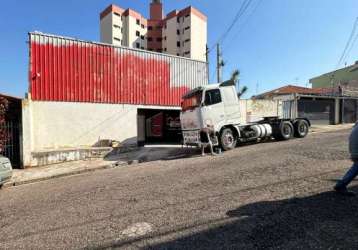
<box><xmin>100</xmin><ymin>0</ymin><xmax>207</xmax><ymax>61</ymax></box>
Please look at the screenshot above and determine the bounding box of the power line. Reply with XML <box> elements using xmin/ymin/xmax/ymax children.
<box><xmin>223</xmin><ymin>0</ymin><xmax>263</xmax><ymax>52</ymax></box>
<box><xmin>206</xmin><ymin>0</ymin><xmax>253</xmax><ymax>56</ymax></box>
<box><xmin>342</xmin><ymin>32</ymin><xmax>358</xmax><ymax>65</ymax></box>
<box><xmin>336</xmin><ymin>17</ymin><xmax>358</xmax><ymax>68</ymax></box>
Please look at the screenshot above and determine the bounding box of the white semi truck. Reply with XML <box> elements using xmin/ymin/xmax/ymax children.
<box><xmin>180</xmin><ymin>80</ymin><xmax>310</xmax><ymax>151</ymax></box>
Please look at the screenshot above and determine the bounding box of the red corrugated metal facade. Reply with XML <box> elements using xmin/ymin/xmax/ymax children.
<box><xmin>29</xmin><ymin>32</ymin><xmax>208</xmax><ymax>106</ymax></box>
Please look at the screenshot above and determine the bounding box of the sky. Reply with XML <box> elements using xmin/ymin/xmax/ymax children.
<box><xmin>0</xmin><ymin>0</ymin><xmax>357</xmax><ymax>98</ymax></box>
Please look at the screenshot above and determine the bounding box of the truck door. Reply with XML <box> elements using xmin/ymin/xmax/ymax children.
<box><xmin>201</xmin><ymin>89</ymin><xmax>225</xmax><ymax>127</ymax></box>
<box><xmin>221</xmin><ymin>86</ymin><xmax>241</xmax><ymax>124</ymax></box>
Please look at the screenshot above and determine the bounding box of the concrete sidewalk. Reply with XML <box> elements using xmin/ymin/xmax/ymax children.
<box><xmin>310</xmin><ymin>123</ymin><xmax>354</xmax><ymax>133</ymax></box>
<box><xmin>1</xmin><ymin>123</ymin><xmax>353</xmax><ymax>189</ymax></box>
<box><xmin>3</xmin><ymin>158</ymin><xmax>118</xmax><ymax>188</ymax></box>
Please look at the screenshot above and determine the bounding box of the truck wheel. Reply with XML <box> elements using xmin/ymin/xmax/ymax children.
<box><xmin>275</xmin><ymin>121</ymin><xmax>294</xmax><ymax>141</ymax></box>
<box><xmin>220</xmin><ymin>128</ymin><xmax>237</xmax><ymax>151</ymax></box>
<box><xmin>294</xmin><ymin>120</ymin><xmax>309</xmax><ymax>138</ymax></box>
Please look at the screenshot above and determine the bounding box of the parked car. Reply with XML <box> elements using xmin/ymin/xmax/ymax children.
<box><xmin>0</xmin><ymin>155</ymin><xmax>12</xmax><ymax>188</ymax></box>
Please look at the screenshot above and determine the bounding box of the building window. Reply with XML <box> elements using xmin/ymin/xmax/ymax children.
<box><xmin>141</xmin><ymin>47</ymin><xmax>144</xmax><ymax>50</ymax></box>
<box><xmin>136</xmin><ymin>19</ymin><xmax>140</xmax><ymax>25</ymax></box>
<box><xmin>177</xmin><ymin>41</ymin><xmax>180</xmax><ymax>47</ymax></box>
<box><xmin>113</xmin><ymin>24</ymin><xmax>121</xmax><ymax>29</ymax></box>
<box><xmin>141</xmin><ymin>35</ymin><xmax>145</xmax><ymax>40</ymax></box>
<box><xmin>156</xmin><ymin>26</ymin><xmax>161</xmax><ymax>30</ymax></box>
<box><xmin>164</xmin><ymin>36</ymin><xmax>167</xmax><ymax>41</ymax></box>
<box><xmin>185</xmin><ymin>14</ymin><xmax>190</xmax><ymax>18</ymax></box>
<box><xmin>148</xmin><ymin>26</ymin><xmax>153</xmax><ymax>30</ymax></box>
<box><xmin>148</xmin><ymin>37</ymin><xmax>153</xmax><ymax>42</ymax></box>
<box><xmin>185</xmin><ymin>26</ymin><xmax>190</xmax><ymax>30</ymax></box>
<box><xmin>185</xmin><ymin>39</ymin><xmax>190</xmax><ymax>43</ymax></box>
<box><xmin>114</xmin><ymin>37</ymin><xmax>121</xmax><ymax>42</ymax></box>
<box><xmin>149</xmin><ymin>49</ymin><xmax>153</xmax><ymax>51</ymax></box>
<box><xmin>156</xmin><ymin>37</ymin><xmax>162</xmax><ymax>42</ymax></box>
<box><xmin>141</xmin><ymin>24</ymin><xmax>145</xmax><ymax>29</ymax></box>
<box><xmin>157</xmin><ymin>49</ymin><xmax>162</xmax><ymax>52</ymax></box>
<box><xmin>114</xmin><ymin>13</ymin><xmax>121</xmax><ymax>17</ymax></box>
<box><xmin>177</xmin><ymin>17</ymin><xmax>180</xmax><ymax>23</ymax></box>
<box><xmin>164</xmin><ymin>24</ymin><xmax>167</xmax><ymax>29</ymax></box>
<box><xmin>164</xmin><ymin>48</ymin><xmax>167</xmax><ymax>52</ymax></box>
<box><xmin>136</xmin><ymin>31</ymin><xmax>140</xmax><ymax>37</ymax></box>
<box><xmin>177</xmin><ymin>29</ymin><xmax>180</xmax><ymax>35</ymax></box>
<box><xmin>136</xmin><ymin>43</ymin><xmax>140</xmax><ymax>48</ymax></box>
<box><xmin>185</xmin><ymin>51</ymin><xmax>190</xmax><ymax>55</ymax></box>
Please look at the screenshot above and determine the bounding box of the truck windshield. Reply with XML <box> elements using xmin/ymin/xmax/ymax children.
<box><xmin>181</xmin><ymin>91</ymin><xmax>203</xmax><ymax>111</ymax></box>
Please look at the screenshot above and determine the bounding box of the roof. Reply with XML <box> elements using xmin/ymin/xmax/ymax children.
<box><xmin>254</xmin><ymin>85</ymin><xmax>325</xmax><ymax>99</ymax></box>
<box><xmin>0</xmin><ymin>93</ymin><xmax>22</xmax><ymax>101</ymax></box>
<box><xmin>310</xmin><ymin>61</ymin><xmax>358</xmax><ymax>82</ymax></box>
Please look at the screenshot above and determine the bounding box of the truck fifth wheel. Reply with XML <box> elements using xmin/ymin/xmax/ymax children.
<box><xmin>180</xmin><ymin>80</ymin><xmax>310</xmax><ymax>151</ymax></box>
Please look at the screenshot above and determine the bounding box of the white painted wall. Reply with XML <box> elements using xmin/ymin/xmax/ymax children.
<box><xmin>100</xmin><ymin>14</ymin><xmax>113</xmax><ymax>45</ymax></box>
<box><xmin>21</xmin><ymin>99</ymin><xmax>181</xmax><ymax>167</ymax></box>
<box><xmin>190</xmin><ymin>14</ymin><xmax>207</xmax><ymax>62</ymax></box>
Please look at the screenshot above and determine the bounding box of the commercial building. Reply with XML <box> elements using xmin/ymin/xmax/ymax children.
<box><xmin>100</xmin><ymin>0</ymin><xmax>207</xmax><ymax>61</ymax></box>
<box><xmin>310</xmin><ymin>61</ymin><xmax>358</xmax><ymax>88</ymax></box>
<box><xmin>22</xmin><ymin>32</ymin><xmax>208</xmax><ymax>167</ymax></box>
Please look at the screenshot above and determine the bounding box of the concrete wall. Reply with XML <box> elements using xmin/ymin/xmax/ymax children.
<box><xmin>22</xmin><ymin>99</ymin><xmax>181</xmax><ymax>167</ymax></box>
<box><xmin>239</xmin><ymin>99</ymin><xmax>282</xmax><ymax>124</ymax></box>
<box><xmin>100</xmin><ymin>13</ymin><xmax>114</xmax><ymax>45</ymax></box>
<box><xmin>190</xmin><ymin>14</ymin><xmax>207</xmax><ymax>62</ymax></box>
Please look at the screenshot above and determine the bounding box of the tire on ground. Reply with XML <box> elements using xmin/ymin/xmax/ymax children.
<box><xmin>274</xmin><ymin>121</ymin><xmax>294</xmax><ymax>141</ymax></box>
<box><xmin>294</xmin><ymin>119</ymin><xmax>309</xmax><ymax>138</ymax></box>
<box><xmin>220</xmin><ymin>128</ymin><xmax>237</xmax><ymax>151</ymax></box>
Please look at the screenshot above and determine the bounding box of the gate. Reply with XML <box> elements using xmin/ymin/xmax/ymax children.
<box><xmin>0</xmin><ymin>121</ymin><xmax>20</xmax><ymax>167</ymax></box>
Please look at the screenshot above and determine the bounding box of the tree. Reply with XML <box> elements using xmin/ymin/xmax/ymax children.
<box><xmin>0</xmin><ymin>97</ymin><xmax>9</xmax><ymax>154</ymax></box>
<box><xmin>230</xmin><ymin>69</ymin><xmax>248</xmax><ymax>99</ymax></box>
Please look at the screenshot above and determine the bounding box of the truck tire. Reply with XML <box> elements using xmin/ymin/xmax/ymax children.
<box><xmin>274</xmin><ymin>121</ymin><xmax>294</xmax><ymax>141</ymax></box>
<box><xmin>220</xmin><ymin>128</ymin><xmax>237</xmax><ymax>151</ymax></box>
<box><xmin>294</xmin><ymin>119</ymin><xmax>309</xmax><ymax>138</ymax></box>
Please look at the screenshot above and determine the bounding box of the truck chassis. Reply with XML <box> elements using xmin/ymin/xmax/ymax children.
<box><xmin>183</xmin><ymin>117</ymin><xmax>310</xmax><ymax>151</ymax></box>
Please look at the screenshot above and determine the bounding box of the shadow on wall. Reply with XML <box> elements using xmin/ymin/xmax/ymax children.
<box><xmin>99</xmin><ymin>186</ymin><xmax>358</xmax><ymax>249</ymax></box>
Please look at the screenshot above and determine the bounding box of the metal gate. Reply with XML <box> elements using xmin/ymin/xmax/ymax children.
<box><xmin>298</xmin><ymin>99</ymin><xmax>335</xmax><ymax>125</ymax></box>
<box><xmin>0</xmin><ymin>121</ymin><xmax>20</xmax><ymax>167</ymax></box>
<box><xmin>342</xmin><ymin>99</ymin><xmax>358</xmax><ymax>123</ymax></box>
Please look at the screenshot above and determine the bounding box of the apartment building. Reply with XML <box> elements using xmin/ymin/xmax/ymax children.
<box><xmin>100</xmin><ymin>0</ymin><xmax>207</xmax><ymax>61</ymax></box>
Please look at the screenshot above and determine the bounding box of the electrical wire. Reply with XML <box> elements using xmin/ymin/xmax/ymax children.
<box><xmin>206</xmin><ymin>0</ymin><xmax>253</xmax><ymax>56</ymax></box>
<box><xmin>342</xmin><ymin>32</ymin><xmax>358</xmax><ymax>65</ymax></box>
<box><xmin>336</xmin><ymin>17</ymin><xmax>358</xmax><ymax>68</ymax></box>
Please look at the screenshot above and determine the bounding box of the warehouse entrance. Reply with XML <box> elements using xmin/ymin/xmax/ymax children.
<box><xmin>137</xmin><ymin>109</ymin><xmax>182</xmax><ymax>146</ymax></box>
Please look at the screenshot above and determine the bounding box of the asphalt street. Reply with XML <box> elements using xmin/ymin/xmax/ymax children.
<box><xmin>0</xmin><ymin>129</ymin><xmax>356</xmax><ymax>249</ymax></box>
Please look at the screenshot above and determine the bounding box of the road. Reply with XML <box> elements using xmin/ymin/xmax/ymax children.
<box><xmin>0</xmin><ymin>129</ymin><xmax>356</xmax><ymax>249</ymax></box>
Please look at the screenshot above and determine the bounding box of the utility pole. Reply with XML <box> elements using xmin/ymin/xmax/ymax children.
<box><xmin>216</xmin><ymin>44</ymin><xmax>223</xmax><ymax>83</ymax></box>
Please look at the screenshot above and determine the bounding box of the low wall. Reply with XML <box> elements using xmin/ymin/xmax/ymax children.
<box><xmin>239</xmin><ymin>99</ymin><xmax>282</xmax><ymax>124</ymax></box>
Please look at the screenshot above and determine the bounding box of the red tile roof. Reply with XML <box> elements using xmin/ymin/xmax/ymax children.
<box><xmin>255</xmin><ymin>85</ymin><xmax>335</xmax><ymax>99</ymax></box>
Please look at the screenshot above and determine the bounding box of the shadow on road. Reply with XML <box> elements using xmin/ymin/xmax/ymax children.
<box><xmin>143</xmin><ymin>186</ymin><xmax>358</xmax><ymax>249</ymax></box>
<box><xmin>104</xmin><ymin>146</ymin><xmax>201</xmax><ymax>164</ymax></box>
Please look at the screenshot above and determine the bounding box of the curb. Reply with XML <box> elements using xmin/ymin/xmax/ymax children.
<box><xmin>2</xmin><ymin>162</ymin><xmax>121</xmax><ymax>189</ymax></box>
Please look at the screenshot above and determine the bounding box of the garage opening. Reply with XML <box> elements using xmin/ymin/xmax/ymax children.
<box><xmin>0</xmin><ymin>94</ymin><xmax>22</xmax><ymax>168</ymax></box>
<box><xmin>298</xmin><ymin>98</ymin><xmax>335</xmax><ymax>125</ymax></box>
<box><xmin>137</xmin><ymin>109</ymin><xmax>182</xmax><ymax>145</ymax></box>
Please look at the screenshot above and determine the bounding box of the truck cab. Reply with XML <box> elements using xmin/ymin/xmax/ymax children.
<box><xmin>180</xmin><ymin>81</ymin><xmax>310</xmax><ymax>151</ymax></box>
